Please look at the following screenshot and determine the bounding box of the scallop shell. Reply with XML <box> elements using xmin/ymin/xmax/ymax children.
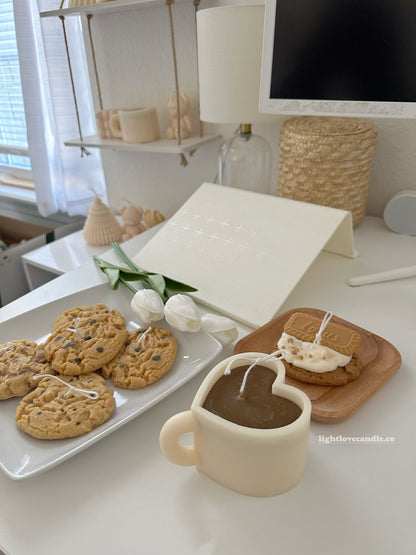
<box><xmin>83</xmin><ymin>197</ymin><xmax>122</xmax><ymax>246</ymax></box>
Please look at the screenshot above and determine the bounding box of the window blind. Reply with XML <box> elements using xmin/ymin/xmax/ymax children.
<box><xmin>0</xmin><ymin>0</ymin><xmax>30</xmax><ymax>170</ymax></box>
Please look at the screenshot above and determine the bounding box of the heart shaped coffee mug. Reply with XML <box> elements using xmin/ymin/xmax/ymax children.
<box><xmin>160</xmin><ymin>352</ymin><xmax>311</xmax><ymax>497</ymax></box>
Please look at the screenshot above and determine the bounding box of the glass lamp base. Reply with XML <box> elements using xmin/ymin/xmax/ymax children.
<box><xmin>218</xmin><ymin>125</ymin><xmax>272</xmax><ymax>194</ymax></box>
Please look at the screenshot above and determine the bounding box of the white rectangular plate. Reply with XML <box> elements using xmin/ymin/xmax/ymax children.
<box><xmin>0</xmin><ymin>283</ymin><xmax>222</xmax><ymax>480</ymax></box>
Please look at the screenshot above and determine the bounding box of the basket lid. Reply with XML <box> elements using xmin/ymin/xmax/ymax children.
<box><xmin>279</xmin><ymin>116</ymin><xmax>378</xmax><ymax>160</ymax></box>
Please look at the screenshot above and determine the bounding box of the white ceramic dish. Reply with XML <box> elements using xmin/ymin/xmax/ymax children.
<box><xmin>0</xmin><ymin>283</ymin><xmax>222</xmax><ymax>480</ymax></box>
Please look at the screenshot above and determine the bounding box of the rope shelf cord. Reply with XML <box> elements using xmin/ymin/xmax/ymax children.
<box><xmin>165</xmin><ymin>0</ymin><xmax>187</xmax><ymax>166</ymax></box>
<box><xmin>58</xmin><ymin>0</ymin><xmax>203</xmax><ymax>165</ymax></box>
<box><xmin>86</xmin><ymin>14</ymin><xmax>103</xmax><ymax>112</ymax></box>
<box><xmin>166</xmin><ymin>0</ymin><xmax>181</xmax><ymax>148</ymax></box>
<box><xmin>193</xmin><ymin>0</ymin><xmax>203</xmax><ymax>139</ymax></box>
<box><xmin>59</xmin><ymin>14</ymin><xmax>91</xmax><ymax>157</ymax></box>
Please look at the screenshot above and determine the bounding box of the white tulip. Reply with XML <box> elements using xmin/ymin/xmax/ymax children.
<box><xmin>200</xmin><ymin>313</ymin><xmax>238</xmax><ymax>345</ymax></box>
<box><xmin>130</xmin><ymin>289</ymin><xmax>164</xmax><ymax>324</ymax></box>
<box><xmin>164</xmin><ymin>294</ymin><xmax>201</xmax><ymax>333</ymax></box>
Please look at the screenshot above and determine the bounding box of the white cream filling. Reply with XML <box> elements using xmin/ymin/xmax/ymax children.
<box><xmin>278</xmin><ymin>333</ymin><xmax>351</xmax><ymax>373</ymax></box>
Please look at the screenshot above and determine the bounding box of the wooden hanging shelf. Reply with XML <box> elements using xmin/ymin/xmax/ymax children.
<box><xmin>43</xmin><ymin>0</ymin><xmax>209</xmax><ymax>160</ymax></box>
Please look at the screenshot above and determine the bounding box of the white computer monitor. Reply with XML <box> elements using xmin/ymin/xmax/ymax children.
<box><xmin>259</xmin><ymin>0</ymin><xmax>416</xmax><ymax>118</ymax></box>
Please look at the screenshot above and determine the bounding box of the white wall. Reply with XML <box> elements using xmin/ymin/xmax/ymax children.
<box><xmin>74</xmin><ymin>0</ymin><xmax>416</xmax><ymax>220</ymax></box>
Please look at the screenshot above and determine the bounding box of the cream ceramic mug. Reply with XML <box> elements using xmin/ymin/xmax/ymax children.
<box><xmin>160</xmin><ymin>352</ymin><xmax>311</xmax><ymax>497</ymax></box>
<box><xmin>110</xmin><ymin>106</ymin><xmax>160</xmax><ymax>143</ymax></box>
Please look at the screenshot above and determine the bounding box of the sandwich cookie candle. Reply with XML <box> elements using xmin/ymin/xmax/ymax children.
<box><xmin>159</xmin><ymin>352</ymin><xmax>311</xmax><ymax>497</ymax></box>
<box><xmin>275</xmin><ymin>311</ymin><xmax>362</xmax><ymax>385</ymax></box>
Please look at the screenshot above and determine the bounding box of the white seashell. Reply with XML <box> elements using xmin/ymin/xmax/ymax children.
<box><xmin>83</xmin><ymin>197</ymin><xmax>122</xmax><ymax>246</ymax></box>
<box><xmin>164</xmin><ymin>294</ymin><xmax>201</xmax><ymax>333</ymax></box>
<box><xmin>200</xmin><ymin>314</ymin><xmax>238</xmax><ymax>345</ymax></box>
<box><xmin>130</xmin><ymin>289</ymin><xmax>164</xmax><ymax>324</ymax></box>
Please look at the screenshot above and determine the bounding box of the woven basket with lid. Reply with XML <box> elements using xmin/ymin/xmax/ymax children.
<box><xmin>278</xmin><ymin>116</ymin><xmax>378</xmax><ymax>226</ymax></box>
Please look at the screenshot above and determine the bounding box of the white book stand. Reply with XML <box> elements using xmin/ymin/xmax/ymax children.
<box><xmin>134</xmin><ymin>183</ymin><xmax>355</xmax><ymax>328</ymax></box>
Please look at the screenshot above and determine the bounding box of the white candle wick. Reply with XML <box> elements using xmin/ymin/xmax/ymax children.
<box><xmin>238</xmin><ymin>361</ymin><xmax>257</xmax><ymax>399</ymax></box>
<box><xmin>236</xmin><ymin>350</ymin><xmax>284</xmax><ymax>399</ymax></box>
<box><xmin>313</xmin><ymin>311</ymin><xmax>333</xmax><ymax>345</ymax></box>
<box><xmin>67</xmin><ymin>317</ymin><xmax>82</xmax><ymax>338</ymax></box>
<box><xmin>33</xmin><ymin>374</ymin><xmax>99</xmax><ymax>400</ymax></box>
<box><xmin>137</xmin><ymin>326</ymin><xmax>152</xmax><ymax>344</ymax></box>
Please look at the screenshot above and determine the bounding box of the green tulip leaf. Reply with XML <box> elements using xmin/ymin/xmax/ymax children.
<box><xmin>119</xmin><ymin>270</ymin><xmax>150</xmax><ymax>281</ymax></box>
<box><xmin>145</xmin><ymin>273</ymin><xmax>166</xmax><ymax>298</ymax></box>
<box><xmin>94</xmin><ymin>244</ymin><xmax>198</xmax><ymax>302</ymax></box>
<box><xmin>104</xmin><ymin>267</ymin><xmax>120</xmax><ymax>289</ymax></box>
<box><xmin>164</xmin><ymin>276</ymin><xmax>198</xmax><ymax>293</ymax></box>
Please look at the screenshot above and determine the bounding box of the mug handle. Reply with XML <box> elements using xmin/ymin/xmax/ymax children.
<box><xmin>109</xmin><ymin>113</ymin><xmax>123</xmax><ymax>138</ymax></box>
<box><xmin>159</xmin><ymin>411</ymin><xmax>202</xmax><ymax>467</ymax></box>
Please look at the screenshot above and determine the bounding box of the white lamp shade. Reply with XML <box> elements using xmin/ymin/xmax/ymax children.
<box><xmin>197</xmin><ymin>5</ymin><xmax>270</xmax><ymax>124</ymax></box>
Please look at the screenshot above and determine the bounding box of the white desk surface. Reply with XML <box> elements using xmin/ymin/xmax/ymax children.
<box><xmin>1</xmin><ymin>217</ymin><xmax>415</xmax><ymax>555</ymax></box>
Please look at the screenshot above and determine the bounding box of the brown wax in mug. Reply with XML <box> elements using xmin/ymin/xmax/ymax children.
<box><xmin>202</xmin><ymin>365</ymin><xmax>302</xmax><ymax>429</ymax></box>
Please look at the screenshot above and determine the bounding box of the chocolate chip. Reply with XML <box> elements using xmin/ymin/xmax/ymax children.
<box><xmin>20</xmin><ymin>366</ymin><xmax>34</xmax><ymax>373</ymax></box>
<box><xmin>159</xmin><ymin>336</ymin><xmax>166</xmax><ymax>340</ymax></box>
<box><xmin>137</xmin><ymin>328</ymin><xmax>147</xmax><ymax>334</ymax></box>
<box><xmin>64</xmin><ymin>341</ymin><xmax>75</xmax><ymax>349</ymax></box>
<box><xmin>83</xmin><ymin>335</ymin><xmax>92</xmax><ymax>341</ymax></box>
<box><xmin>27</xmin><ymin>399</ymin><xmax>34</xmax><ymax>404</ymax></box>
<box><xmin>37</xmin><ymin>411</ymin><xmax>42</xmax><ymax>415</ymax></box>
<box><xmin>152</xmin><ymin>355</ymin><xmax>161</xmax><ymax>361</ymax></box>
<box><xmin>74</xmin><ymin>357</ymin><xmax>82</xmax><ymax>364</ymax></box>
<box><xmin>55</xmin><ymin>336</ymin><xmax>63</xmax><ymax>341</ymax></box>
<box><xmin>96</xmin><ymin>346</ymin><xmax>104</xmax><ymax>353</ymax></box>
<box><xmin>90</xmin><ymin>319</ymin><xmax>97</xmax><ymax>325</ymax></box>
<box><xmin>134</xmin><ymin>347</ymin><xmax>142</xmax><ymax>353</ymax></box>
<box><xmin>119</xmin><ymin>364</ymin><xmax>126</xmax><ymax>368</ymax></box>
<box><xmin>76</xmin><ymin>422</ymin><xmax>81</xmax><ymax>426</ymax></box>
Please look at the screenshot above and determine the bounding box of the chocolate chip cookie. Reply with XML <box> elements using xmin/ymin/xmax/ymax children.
<box><xmin>16</xmin><ymin>373</ymin><xmax>115</xmax><ymax>439</ymax></box>
<box><xmin>44</xmin><ymin>308</ymin><xmax>128</xmax><ymax>375</ymax></box>
<box><xmin>52</xmin><ymin>303</ymin><xmax>124</xmax><ymax>331</ymax></box>
<box><xmin>101</xmin><ymin>325</ymin><xmax>177</xmax><ymax>389</ymax></box>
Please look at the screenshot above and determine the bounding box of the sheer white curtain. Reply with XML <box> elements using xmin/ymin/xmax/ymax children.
<box><xmin>13</xmin><ymin>0</ymin><xmax>105</xmax><ymax>217</ymax></box>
